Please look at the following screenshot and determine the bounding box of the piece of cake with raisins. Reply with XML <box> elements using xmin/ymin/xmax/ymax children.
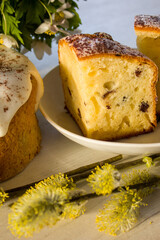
<box><xmin>58</xmin><ymin>32</ymin><xmax>158</xmax><ymax>141</ymax></box>
<box><xmin>134</xmin><ymin>14</ymin><xmax>160</xmax><ymax>115</ymax></box>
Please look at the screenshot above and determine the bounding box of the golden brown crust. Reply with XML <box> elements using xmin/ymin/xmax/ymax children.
<box><xmin>59</xmin><ymin>33</ymin><xmax>157</xmax><ymax>75</ymax></box>
<box><xmin>151</xmin><ymin>69</ymin><xmax>158</xmax><ymax>127</ymax></box>
<box><xmin>0</xmin><ymin>76</ymin><xmax>41</xmax><ymax>182</ymax></box>
<box><xmin>59</xmin><ymin>33</ymin><xmax>146</xmax><ymax>59</ymax></box>
<box><xmin>134</xmin><ymin>15</ymin><xmax>160</xmax><ymax>32</ymax></box>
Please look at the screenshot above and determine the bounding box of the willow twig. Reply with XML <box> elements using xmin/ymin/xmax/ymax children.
<box><xmin>72</xmin><ymin>176</ymin><xmax>160</xmax><ymax>201</ymax></box>
<box><xmin>6</xmin><ymin>153</ymin><xmax>160</xmax><ymax>199</ymax></box>
<box><xmin>116</xmin><ymin>153</ymin><xmax>160</xmax><ymax>170</ymax></box>
<box><xmin>69</xmin><ymin>176</ymin><xmax>160</xmax><ymax>203</ymax></box>
<box><xmin>6</xmin><ymin>154</ymin><xmax>122</xmax><ymax>198</ymax></box>
<box><xmin>66</xmin><ymin>154</ymin><xmax>122</xmax><ymax>177</ymax></box>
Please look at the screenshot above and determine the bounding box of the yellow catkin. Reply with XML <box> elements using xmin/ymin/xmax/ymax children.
<box><xmin>122</xmin><ymin>168</ymin><xmax>150</xmax><ymax>186</ymax></box>
<box><xmin>87</xmin><ymin>163</ymin><xmax>120</xmax><ymax>195</ymax></box>
<box><xmin>0</xmin><ymin>189</ymin><xmax>8</xmax><ymax>207</ymax></box>
<box><xmin>8</xmin><ymin>173</ymin><xmax>86</xmax><ymax>238</ymax></box>
<box><xmin>142</xmin><ymin>156</ymin><xmax>154</xmax><ymax>168</ymax></box>
<box><xmin>96</xmin><ymin>187</ymin><xmax>150</xmax><ymax>236</ymax></box>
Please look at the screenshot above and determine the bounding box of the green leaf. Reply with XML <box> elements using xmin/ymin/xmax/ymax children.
<box><xmin>4</xmin><ymin>2</ymin><xmax>14</xmax><ymax>15</ymax></box>
<box><xmin>68</xmin><ymin>7</ymin><xmax>82</xmax><ymax>30</ymax></box>
<box><xmin>20</xmin><ymin>26</ymin><xmax>33</xmax><ymax>50</ymax></box>
<box><xmin>1</xmin><ymin>1</ymin><xmax>23</xmax><ymax>44</ymax></box>
<box><xmin>16</xmin><ymin>0</ymin><xmax>45</xmax><ymax>25</ymax></box>
<box><xmin>0</xmin><ymin>0</ymin><xmax>5</xmax><ymax>12</ymax></box>
<box><xmin>68</xmin><ymin>0</ymin><xmax>79</xmax><ymax>9</ymax></box>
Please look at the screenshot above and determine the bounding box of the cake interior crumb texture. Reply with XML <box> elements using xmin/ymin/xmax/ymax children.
<box><xmin>135</xmin><ymin>15</ymin><xmax>160</xmax><ymax>114</ymax></box>
<box><xmin>58</xmin><ymin>34</ymin><xmax>157</xmax><ymax>141</ymax></box>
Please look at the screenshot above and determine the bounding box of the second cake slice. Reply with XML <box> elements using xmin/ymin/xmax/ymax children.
<box><xmin>134</xmin><ymin>14</ymin><xmax>160</xmax><ymax>115</ymax></box>
<box><xmin>58</xmin><ymin>33</ymin><xmax>158</xmax><ymax>140</ymax></box>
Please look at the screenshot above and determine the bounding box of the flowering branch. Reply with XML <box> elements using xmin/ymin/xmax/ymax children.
<box><xmin>0</xmin><ymin>0</ymin><xmax>83</xmax><ymax>58</ymax></box>
<box><xmin>4</xmin><ymin>153</ymin><xmax>160</xmax><ymax>200</ymax></box>
<box><xmin>1</xmin><ymin>153</ymin><xmax>160</xmax><ymax>238</ymax></box>
<box><xmin>8</xmin><ymin>173</ymin><xmax>160</xmax><ymax>238</ymax></box>
<box><xmin>6</xmin><ymin>154</ymin><xmax>122</xmax><ymax>198</ymax></box>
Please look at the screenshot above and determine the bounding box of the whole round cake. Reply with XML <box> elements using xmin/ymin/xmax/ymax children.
<box><xmin>0</xmin><ymin>46</ymin><xmax>44</xmax><ymax>182</ymax></box>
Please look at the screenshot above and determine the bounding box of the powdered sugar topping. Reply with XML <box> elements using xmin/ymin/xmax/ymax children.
<box><xmin>63</xmin><ymin>33</ymin><xmax>145</xmax><ymax>58</ymax></box>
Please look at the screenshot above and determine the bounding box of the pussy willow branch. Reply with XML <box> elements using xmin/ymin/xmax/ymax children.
<box><xmin>68</xmin><ymin>176</ymin><xmax>160</xmax><ymax>203</ymax></box>
<box><xmin>71</xmin><ymin>153</ymin><xmax>160</xmax><ymax>182</ymax></box>
<box><xmin>6</xmin><ymin>154</ymin><xmax>122</xmax><ymax>198</ymax></box>
<box><xmin>66</xmin><ymin>154</ymin><xmax>122</xmax><ymax>176</ymax></box>
<box><xmin>116</xmin><ymin>154</ymin><xmax>160</xmax><ymax>170</ymax></box>
<box><xmin>5</xmin><ymin>153</ymin><xmax>160</xmax><ymax>199</ymax></box>
<box><xmin>8</xmin><ymin>175</ymin><xmax>160</xmax><ymax>209</ymax></box>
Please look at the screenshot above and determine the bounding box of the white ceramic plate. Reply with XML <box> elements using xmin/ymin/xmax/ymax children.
<box><xmin>39</xmin><ymin>66</ymin><xmax>160</xmax><ymax>155</ymax></box>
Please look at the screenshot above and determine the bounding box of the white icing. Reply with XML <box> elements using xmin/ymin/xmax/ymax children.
<box><xmin>0</xmin><ymin>46</ymin><xmax>44</xmax><ymax>137</ymax></box>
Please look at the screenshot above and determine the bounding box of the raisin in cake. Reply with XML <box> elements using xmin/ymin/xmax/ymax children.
<box><xmin>58</xmin><ymin>33</ymin><xmax>158</xmax><ymax>141</ymax></box>
<box><xmin>134</xmin><ymin>15</ymin><xmax>160</xmax><ymax>114</ymax></box>
<box><xmin>0</xmin><ymin>46</ymin><xmax>44</xmax><ymax>181</ymax></box>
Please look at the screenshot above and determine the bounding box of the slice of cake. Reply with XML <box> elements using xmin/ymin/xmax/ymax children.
<box><xmin>0</xmin><ymin>46</ymin><xmax>44</xmax><ymax>181</ymax></box>
<box><xmin>134</xmin><ymin>15</ymin><xmax>160</xmax><ymax>114</ymax></box>
<box><xmin>58</xmin><ymin>33</ymin><xmax>158</xmax><ymax>141</ymax></box>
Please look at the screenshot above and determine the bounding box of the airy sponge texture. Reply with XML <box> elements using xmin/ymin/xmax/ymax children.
<box><xmin>58</xmin><ymin>33</ymin><xmax>158</xmax><ymax>141</ymax></box>
<box><xmin>0</xmin><ymin>76</ymin><xmax>41</xmax><ymax>182</ymax></box>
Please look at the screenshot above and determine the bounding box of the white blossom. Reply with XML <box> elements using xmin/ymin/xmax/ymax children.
<box><xmin>21</xmin><ymin>40</ymin><xmax>52</xmax><ymax>60</ymax></box>
<box><xmin>53</xmin><ymin>3</ymin><xmax>74</xmax><ymax>19</ymax></box>
<box><xmin>35</xmin><ymin>2</ymin><xmax>74</xmax><ymax>37</ymax></box>
<box><xmin>48</xmin><ymin>0</ymin><xmax>65</xmax><ymax>3</ymax></box>
<box><xmin>35</xmin><ymin>20</ymin><xmax>51</xmax><ymax>34</ymax></box>
<box><xmin>31</xmin><ymin>40</ymin><xmax>52</xmax><ymax>60</ymax></box>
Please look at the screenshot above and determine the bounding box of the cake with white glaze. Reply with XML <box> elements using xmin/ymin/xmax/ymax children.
<box><xmin>58</xmin><ymin>33</ymin><xmax>158</xmax><ymax>140</ymax></box>
<box><xmin>134</xmin><ymin>15</ymin><xmax>160</xmax><ymax>114</ymax></box>
<box><xmin>0</xmin><ymin>46</ymin><xmax>44</xmax><ymax>181</ymax></box>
